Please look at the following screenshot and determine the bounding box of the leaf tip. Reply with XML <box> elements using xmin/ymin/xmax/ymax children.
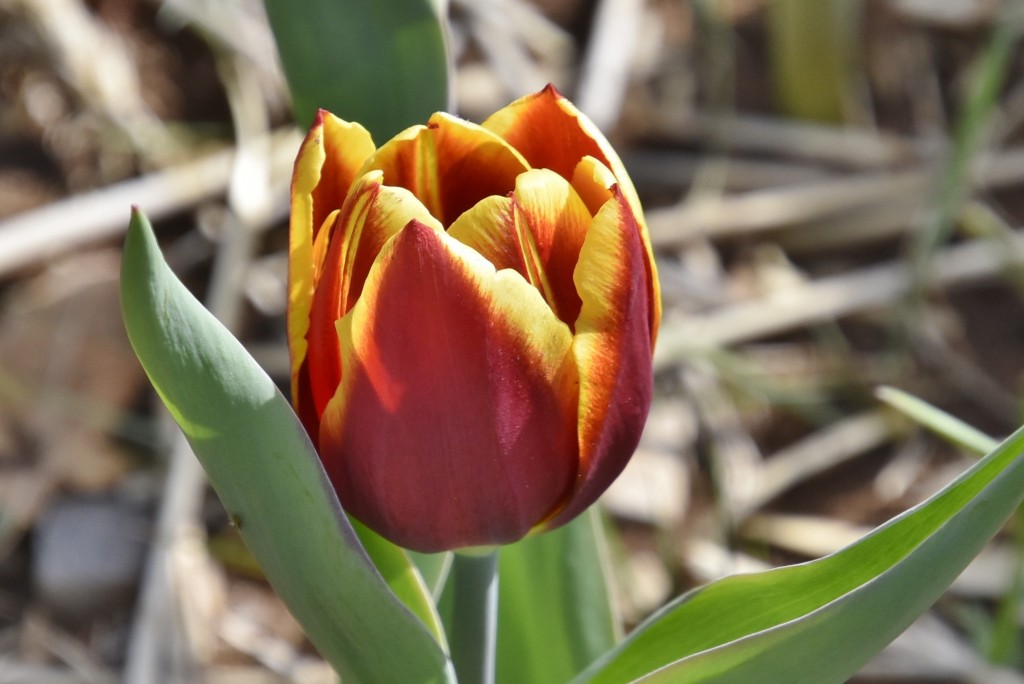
<box><xmin>874</xmin><ymin>385</ymin><xmax>896</xmax><ymax>402</ymax></box>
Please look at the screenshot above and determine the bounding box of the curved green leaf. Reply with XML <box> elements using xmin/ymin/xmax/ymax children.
<box><xmin>409</xmin><ymin>550</ymin><xmax>454</xmax><ymax>600</ymax></box>
<box><xmin>351</xmin><ymin>517</ymin><xmax>449</xmax><ymax>651</ymax></box>
<box><xmin>498</xmin><ymin>508</ymin><xmax>620</xmax><ymax>684</ymax></box>
<box><xmin>575</xmin><ymin>408</ymin><xmax>1024</xmax><ymax>683</ymax></box>
<box><xmin>876</xmin><ymin>385</ymin><xmax>997</xmax><ymax>454</ymax></box>
<box><xmin>263</xmin><ymin>0</ymin><xmax>451</xmax><ymax>139</ymax></box>
<box><xmin>120</xmin><ymin>208</ymin><xmax>453</xmax><ymax>684</ymax></box>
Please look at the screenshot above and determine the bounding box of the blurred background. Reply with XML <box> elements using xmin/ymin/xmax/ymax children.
<box><xmin>2</xmin><ymin>0</ymin><xmax>1024</xmax><ymax>681</ymax></box>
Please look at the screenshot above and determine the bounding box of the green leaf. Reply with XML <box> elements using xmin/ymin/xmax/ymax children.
<box><xmin>497</xmin><ymin>508</ymin><xmax>620</xmax><ymax>684</ymax></box>
<box><xmin>409</xmin><ymin>550</ymin><xmax>454</xmax><ymax>600</ymax></box>
<box><xmin>263</xmin><ymin>0</ymin><xmax>451</xmax><ymax>140</ymax></box>
<box><xmin>120</xmin><ymin>208</ymin><xmax>453</xmax><ymax>684</ymax></box>
<box><xmin>767</xmin><ymin>0</ymin><xmax>860</xmax><ymax>124</ymax></box>
<box><xmin>575</xmin><ymin>412</ymin><xmax>1024</xmax><ymax>683</ymax></box>
<box><xmin>876</xmin><ymin>385</ymin><xmax>997</xmax><ymax>455</ymax></box>
<box><xmin>350</xmin><ymin>517</ymin><xmax>449</xmax><ymax>651</ymax></box>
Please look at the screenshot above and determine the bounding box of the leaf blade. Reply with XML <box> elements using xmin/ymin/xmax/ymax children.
<box><xmin>263</xmin><ymin>0</ymin><xmax>451</xmax><ymax>139</ymax></box>
<box><xmin>876</xmin><ymin>385</ymin><xmax>998</xmax><ymax>454</ymax></box>
<box><xmin>120</xmin><ymin>208</ymin><xmax>452</xmax><ymax>684</ymax></box>
<box><xmin>498</xmin><ymin>508</ymin><xmax>620</xmax><ymax>684</ymax></box>
<box><xmin>576</xmin><ymin>410</ymin><xmax>1024</xmax><ymax>683</ymax></box>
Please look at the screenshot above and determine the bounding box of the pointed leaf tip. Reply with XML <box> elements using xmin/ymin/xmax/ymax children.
<box><xmin>119</xmin><ymin>207</ymin><xmax>453</xmax><ymax>683</ymax></box>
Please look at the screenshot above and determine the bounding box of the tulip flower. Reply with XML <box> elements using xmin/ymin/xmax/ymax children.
<box><xmin>287</xmin><ymin>85</ymin><xmax>660</xmax><ymax>553</ymax></box>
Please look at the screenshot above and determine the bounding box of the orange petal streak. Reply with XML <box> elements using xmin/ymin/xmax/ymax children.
<box><xmin>319</xmin><ymin>220</ymin><xmax>579</xmax><ymax>552</ymax></box>
<box><xmin>483</xmin><ymin>86</ymin><xmax>613</xmax><ymax>185</ymax></box>
<box><xmin>547</xmin><ymin>188</ymin><xmax>654</xmax><ymax>528</ymax></box>
<box><xmin>483</xmin><ymin>86</ymin><xmax>661</xmax><ymax>338</ymax></box>
<box><xmin>306</xmin><ymin>172</ymin><xmax>438</xmax><ymax>420</ymax></box>
<box><xmin>289</xmin><ymin>111</ymin><xmax>374</xmax><ymax>410</ymax></box>
<box><xmin>360</xmin><ymin>114</ymin><xmax>528</xmax><ymax>226</ymax></box>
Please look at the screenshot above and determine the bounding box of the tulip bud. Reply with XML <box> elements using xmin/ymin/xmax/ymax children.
<box><xmin>288</xmin><ymin>85</ymin><xmax>660</xmax><ymax>552</ymax></box>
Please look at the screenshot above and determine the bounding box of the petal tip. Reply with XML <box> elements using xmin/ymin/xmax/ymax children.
<box><xmin>541</xmin><ymin>83</ymin><xmax>564</xmax><ymax>99</ymax></box>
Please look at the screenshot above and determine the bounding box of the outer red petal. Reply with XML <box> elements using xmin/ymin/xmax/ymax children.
<box><xmin>483</xmin><ymin>86</ymin><xmax>661</xmax><ymax>339</ymax></box>
<box><xmin>319</xmin><ymin>221</ymin><xmax>578</xmax><ymax>552</ymax></box>
<box><xmin>546</xmin><ymin>187</ymin><xmax>654</xmax><ymax>528</ymax></box>
<box><xmin>306</xmin><ymin>171</ymin><xmax>438</xmax><ymax>421</ymax></box>
<box><xmin>289</xmin><ymin>111</ymin><xmax>375</xmax><ymax>419</ymax></box>
<box><xmin>360</xmin><ymin>113</ymin><xmax>528</xmax><ymax>226</ymax></box>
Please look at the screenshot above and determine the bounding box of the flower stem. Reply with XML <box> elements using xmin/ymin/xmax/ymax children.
<box><xmin>449</xmin><ymin>550</ymin><xmax>499</xmax><ymax>684</ymax></box>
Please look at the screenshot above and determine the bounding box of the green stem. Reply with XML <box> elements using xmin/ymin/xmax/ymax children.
<box><xmin>449</xmin><ymin>550</ymin><xmax>499</xmax><ymax>684</ymax></box>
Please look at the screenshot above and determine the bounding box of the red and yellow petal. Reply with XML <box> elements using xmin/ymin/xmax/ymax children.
<box><xmin>569</xmin><ymin>156</ymin><xmax>616</xmax><ymax>217</ymax></box>
<box><xmin>359</xmin><ymin>114</ymin><xmax>529</xmax><ymax>226</ymax></box>
<box><xmin>546</xmin><ymin>187</ymin><xmax>654</xmax><ymax>528</ymax></box>
<box><xmin>288</xmin><ymin>111</ymin><xmax>375</xmax><ymax>402</ymax></box>
<box><xmin>510</xmin><ymin>169</ymin><xmax>592</xmax><ymax>326</ymax></box>
<box><xmin>482</xmin><ymin>85</ymin><xmax>630</xmax><ymax>202</ymax></box>
<box><xmin>310</xmin><ymin>209</ymin><xmax>341</xmax><ymax>286</ymax></box>
<box><xmin>447</xmin><ymin>195</ymin><xmax>520</xmax><ymax>272</ymax></box>
<box><xmin>305</xmin><ymin>171</ymin><xmax>439</xmax><ymax>422</ymax></box>
<box><xmin>449</xmin><ymin>169</ymin><xmax>592</xmax><ymax>327</ymax></box>
<box><xmin>292</xmin><ymin>207</ymin><xmax>341</xmax><ymax>434</ymax></box>
<box><xmin>483</xmin><ymin>86</ymin><xmax>661</xmax><ymax>338</ymax></box>
<box><xmin>319</xmin><ymin>220</ymin><xmax>579</xmax><ymax>552</ymax></box>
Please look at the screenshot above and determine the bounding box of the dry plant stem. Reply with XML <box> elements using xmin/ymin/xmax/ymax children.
<box><xmin>624</xmin><ymin>149</ymin><xmax>829</xmax><ymax>194</ymax></box>
<box><xmin>121</xmin><ymin>430</ymin><xmax>208</xmax><ymax>684</ymax></box>
<box><xmin>0</xmin><ymin>148</ymin><xmax>221</xmax><ymax>275</ymax></box>
<box><xmin>576</xmin><ymin>0</ymin><xmax>641</xmax><ymax>131</ymax></box>
<box><xmin>458</xmin><ymin>0</ymin><xmax>568</xmax><ymax>98</ymax></box>
<box><xmin>647</xmin><ymin>146</ymin><xmax>1024</xmax><ymax>246</ymax></box>
<box><xmin>449</xmin><ymin>551</ymin><xmax>500</xmax><ymax>684</ymax></box>
<box><xmin>743</xmin><ymin>410</ymin><xmax>898</xmax><ymax>518</ymax></box>
<box><xmin>15</xmin><ymin>0</ymin><xmax>177</xmax><ymax>161</ymax></box>
<box><xmin>649</xmin><ymin>169</ymin><xmax>927</xmax><ymax>244</ymax></box>
<box><xmin>155</xmin><ymin>0</ymin><xmax>284</xmax><ymax>79</ymax></box>
<box><xmin>23</xmin><ymin>612</ymin><xmax>118</xmax><ymax>684</ymax></box>
<box><xmin>742</xmin><ymin>512</ymin><xmax>868</xmax><ymax>558</ymax></box>
<box><xmin>655</xmin><ymin>231</ymin><xmax>1024</xmax><ymax>366</ymax></box>
<box><xmin>643</xmin><ymin>110</ymin><xmax>917</xmax><ymax>169</ymax></box>
<box><xmin>0</xmin><ymin>128</ymin><xmax>298</xmax><ymax>279</ymax></box>
<box><xmin>680</xmin><ymin>363</ymin><xmax>762</xmax><ymax>535</ymax></box>
<box><xmin>913</xmin><ymin>315</ymin><xmax>1021</xmax><ymax>428</ymax></box>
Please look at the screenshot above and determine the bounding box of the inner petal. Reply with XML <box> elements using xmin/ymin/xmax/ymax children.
<box><xmin>549</xmin><ymin>187</ymin><xmax>654</xmax><ymax>529</ymax></box>
<box><xmin>360</xmin><ymin>114</ymin><xmax>529</xmax><ymax>226</ymax></box>
<box><xmin>448</xmin><ymin>169</ymin><xmax>591</xmax><ymax>328</ymax></box>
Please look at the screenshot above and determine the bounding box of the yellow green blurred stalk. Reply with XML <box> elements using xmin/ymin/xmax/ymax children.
<box><xmin>768</xmin><ymin>0</ymin><xmax>862</xmax><ymax>124</ymax></box>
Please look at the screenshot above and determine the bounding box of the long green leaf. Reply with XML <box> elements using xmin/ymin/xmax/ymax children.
<box><xmin>876</xmin><ymin>385</ymin><xmax>998</xmax><ymax>455</ymax></box>
<box><xmin>497</xmin><ymin>508</ymin><xmax>620</xmax><ymax>684</ymax></box>
<box><xmin>409</xmin><ymin>550</ymin><xmax>454</xmax><ymax>600</ymax></box>
<box><xmin>350</xmin><ymin>517</ymin><xmax>449</xmax><ymax>651</ymax></box>
<box><xmin>767</xmin><ymin>0</ymin><xmax>860</xmax><ymax>123</ymax></box>
<box><xmin>575</xmin><ymin>412</ymin><xmax>1024</xmax><ymax>683</ymax></box>
<box><xmin>263</xmin><ymin>0</ymin><xmax>450</xmax><ymax>139</ymax></box>
<box><xmin>120</xmin><ymin>208</ymin><xmax>452</xmax><ymax>684</ymax></box>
